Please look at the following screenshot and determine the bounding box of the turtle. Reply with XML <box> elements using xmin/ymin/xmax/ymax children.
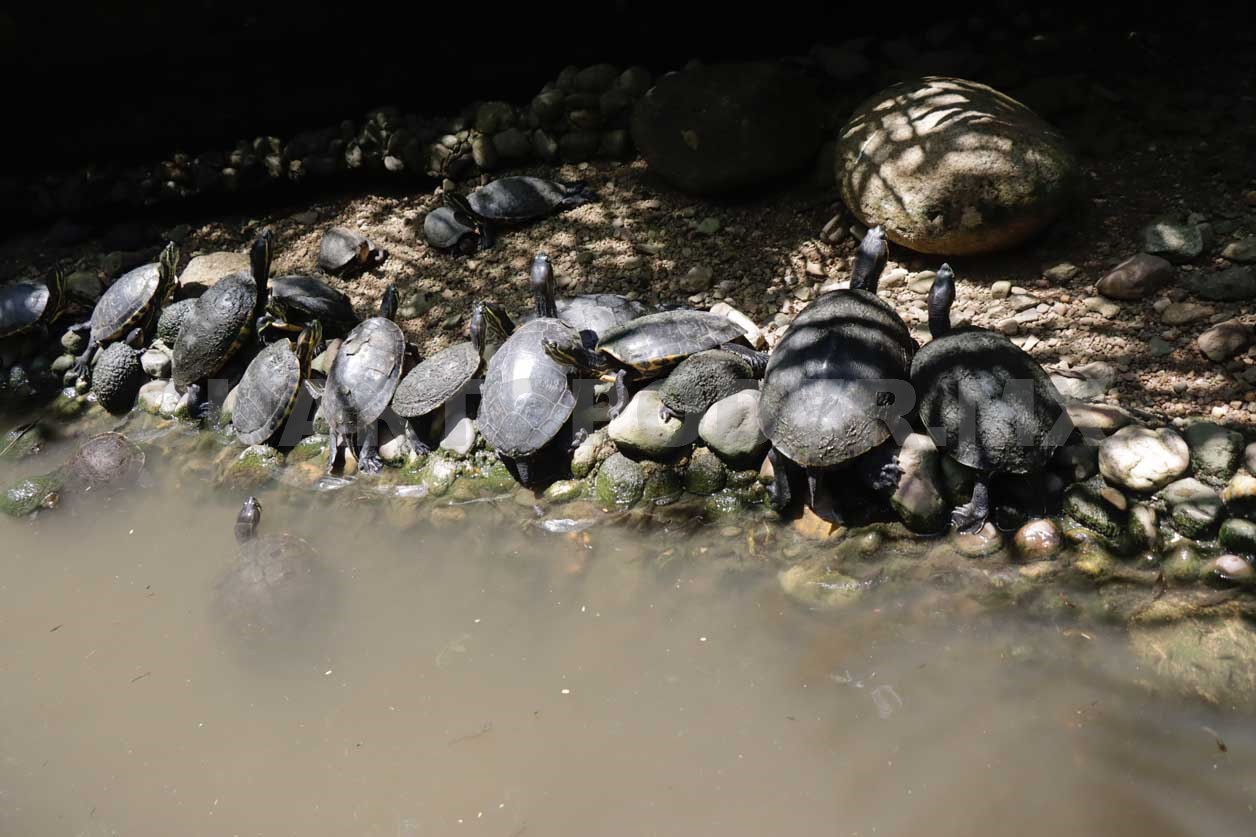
<box><xmin>261</xmin><ymin>274</ymin><xmax>359</xmax><ymax>338</ymax></box>
<box><xmin>316</xmin><ymin>284</ymin><xmax>405</xmax><ymax>474</ymax></box>
<box><xmin>156</xmin><ymin>298</ymin><xmax>197</xmax><ymax>344</ymax></box>
<box><xmin>447</xmin><ymin>177</ymin><xmax>596</xmax><ymax>248</ymax></box>
<box><xmin>210</xmin><ymin>496</ymin><xmax>339</xmax><ymax>662</ymax></box>
<box><xmin>232</xmin><ymin>320</ymin><xmax>323</xmax><ymax>446</ymax></box>
<box><xmin>0</xmin><ymin>269</ymin><xmax>69</xmax><ymax>340</ymax></box>
<box><xmin>657</xmin><ymin>347</ymin><xmax>769</xmax><ymax>422</ymax></box>
<box><xmin>422</xmin><ymin>205</ymin><xmax>481</xmax><ymax>254</ymax></box>
<box><xmin>477</xmin><ymin>258</ymin><xmax>583</xmax><ymax>485</ymax></box>
<box><xmin>2</xmin><ymin>431</ymin><xmax>147</xmax><ymax>517</ymax></box>
<box><xmin>517</xmin><ymin>254</ymin><xmax>651</xmax><ymax>347</ymax></box>
<box><xmin>390</xmin><ymin>301</ymin><xmax>514</xmax><ymax>455</ymax></box>
<box><xmin>171</xmin><ymin>231</ymin><xmax>274</xmax><ymax>413</ymax></box>
<box><xmin>318</xmin><ymin>226</ymin><xmax>386</xmax><ymax>274</ymax></box>
<box><xmin>757</xmin><ymin>225</ymin><xmax>915</xmax><ymax>523</ymax></box>
<box><xmin>69</xmin><ymin>241</ymin><xmax>179</xmax><ymax>385</ymax></box>
<box><xmin>911</xmin><ymin>264</ymin><xmax>1073</xmax><ymax>533</ymax></box>
<box><xmin>90</xmin><ymin>336</ymin><xmax>145</xmax><ymax>414</ymax></box>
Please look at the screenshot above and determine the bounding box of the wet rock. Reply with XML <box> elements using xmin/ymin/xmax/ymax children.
<box><xmin>1013</xmin><ymin>518</ymin><xmax>1063</xmax><ymax>561</ymax></box>
<box><xmin>1160</xmin><ymin>302</ymin><xmax>1213</xmax><ymax>325</ymax></box>
<box><xmin>179</xmin><ymin>251</ymin><xmax>249</xmax><ymax>295</ymax></box>
<box><xmin>1096</xmin><ymin>253</ymin><xmax>1173</xmax><ymax>300</ymax></box>
<box><xmin>1160</xmin><ymin>543</ymin><xmax>1203</xmax><ymax>584</ymax></box>
<box><xmin>378</xmin><ymin>434</ymin><xmax>412</xmax><ymax>466</ymax></box>
<box><xmin>595</xmin><ymin>452</ymin><xmax>645</xmax><ymax>508</ymax></box>
<box><xmin>641</xmin><ymin>463</ymin><xmax>683</xmax><ymax>504</ymax></box>
<box><xmin>1197</xmin><ymin>321</ymin><xmax>1251</xmax><ymax>363</ymax></box>
<box><xmin>439</xmin><ymin>416</ymin><xmax>477</xmax><ymax>457</ymax></box>
<box><xmin>1221</xmin><ymin>470</ymin><xmax>1256</xmax><ymax>518</ymax></box>
<box><xmin>1140</xmin><ymin>218</ymin><xmax>1203</xmax><ymax>263</ymax></box>
<box><xmin>1130</xmin><ymin>617</ymin><xmax>1256</xmax><ymax>710</ymax></box>
<box><xmin>1160</xmin><ymin>477</ymin><xmax>1222</xmax><ymax>538</ymax></box>
<box><xmin>890</xmin><ymin>433</ymin><xmax>947</xmax><ymax>533</ymax></box>
<box><xmin>217</xmin><ymin>444</ymin><xmax>283</xmax><ymax>492</ymax></box>
<box><xmin>1221</xmin><ymin>239</ymin><xmax>1256</xmax><ymax>263</ymax></box>
<box><xmin>630</xmin><ymin>62</ymin><xmax>822</xmax><ymax>195</ymax></box>
<box><xmin>1219</xmin><ymin>518</ymin><xmax>1256</xmax><ymax>555</ymax></box>
<box><xmin>683</xmin><ymin>446</ymin><xmax>727</xmax><ymax>495</ymax></box>
<box><xmin>1126</xmin><ymin>503</ymin><xmax>1158</xmax><ymax>554</ymax></box>
<box><xmin>1</xmin><ymin>472</ymin><xmax>63</xmax><ymax>517</ymax></box>
<box><xmin>570</xmin><ymin>428</ymin><xmax>612</xmax><ymax>479</ymax></box>
<box><xmin>837</xmin><ymin>77</ymin><xmax>1077</xmax><ymax>255</ymax></box>
<box><xmin>420</xmin><ymin>455</ymin><xmax>459</xmax><ymax>496</ymax></box>
<box><xmin>1186</xmin><ymin>266</ymin><xmax>1256</xmax><ymax>301</ymax></box>
<box><xmin>703</xmin><ymin>489</ymin><xmax>745</xmax><ymax>520</ymax></box>
<box><xmin>698</xmin><ymin>390</ymin><xmax>767</xmax><ymax>463</ymax></box>
<box><xmin>951</xmin><ymin>522</ymin><xmax>1004</xmax><ymax>558</ymax></box>
<box><xmin>287</xmin><ymin>435</ymin><xmax>328</xmax><ymax>464</ymax></box>
<box><xmin>1183</xmin><ymin>422</ymin><xmax>1243</xmax><ymax>485</ymax></box>
<box><xmin>543</xmin><ymin>479</ymin><xmax>584</xmax><ymax>504</ymax></box>
<box><xmin>1209</xmin><ymin>554</ymin><xmax>1255</xmax><ymax>586</ymax></box>
<box><xmin>140</xmin><ymin>348</ymin><xmax>171</xmax><ymax>379</ymax></box>
<box><xmin>779</xmin><ymin>558</ymin><xmax>865</xmax><ymax>608</ymax></box>
<box><xmin>1063</xmin><ymin>477</ymin><xmax>1127</xmax><ymax>540</ymax></box>
<box><xmin>790</xmin><ymin>506</ymin><xmax>844</xmax><ymax>540</ymax></box>
<box><xmin>608</xmin><ymin>388</ymin><xmax>689</xmax><ymax>458</ymax></box>
<box><xmin>1053</xmin><ymin>441</ymin><xmax>1099</xmax><ymax>481</ymax></box>
<box><xmin>1099</xmin><ymin>425</ymin><xmax>1190</xmax><ymax>492</ymax></box>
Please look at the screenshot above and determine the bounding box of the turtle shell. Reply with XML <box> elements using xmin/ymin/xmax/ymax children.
<box><xmin>911</xmin><ymin>327</ymin><xmax>1070</xmax><ymax>474</ymax></box>
<box><xmin>65</xmin><ymin>432</ymin><xmax>145</xmax><ymax>488</ymax></box>
<box><xmin>172</xmin><ymin>271</ymin><xmax>257</xmax><ymax>387</ymax></box>
<box><xmin>598</xmin><ymin>309</ymin><xmax>745</xmax><ymax>373</ymax></box>
<box><xmin>90</xmin><ymin>343</ymin><xmax>143</xmax><ymax>414</ymax></box>
<box><xmin>478</xmin><ymin>318</ymin><xmax>579</xmax><ymax>458</ymax></box>
<box><xmin>90</xmin><ymin>261</ymin><xmax>161</xmax><ymax>342</ymax></box>
<box><xmin>0</xmin><ymin>281</ymin><xmax>51</xmax><ymax>338</ymax></box>
<box><xmin>392</xmin><ymin>341</ymin><xmax>480</xmax><ymax>418</ymax></box>
<box><xmin>318</xmin><ymin>227</ymin><xmax>370</xmax><ymax>272</ymax></box>
<box><xmin>520</xmin><ymin>293</ymin><xmax>650</xmax><ymax>337</ymax></box>
<box><xmin>270</xmin><ymin>275</ymin><xmax>358</xmax><ymax>335</ymax></box>
<box><xmin>659</xmin><ymin>349</ymin><xmax>755</xmax><ymax>417</ymax></box>
<box><xmin>232</xmin><ymin>338</ymin><xmax>303</xmax><ymax>445</ymax></box>
<box><xmin>467</xmin><ymin>176</ymin><xmax>591</xmax><ymax>222</ymax></box>
<box><xmin>422</xmin><ymin>207</ymin><xmax>478</xmax><ymax>252</ymax></box>
<box><xmin>758</xmin><ymin>290</ymin><xmax>914</xmax><ymax>469</ymax></box>
<box><xmin>156</xmin><ymin>298</ymin><xmax>196</xmax><ymax>344</ymax></box>
<box><xmin>321</xmin><ymin>316</ymin><xmax>405</xmax><ymax>435</ymax></box>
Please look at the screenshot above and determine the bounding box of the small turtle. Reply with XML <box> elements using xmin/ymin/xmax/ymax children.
<box><xmin>262</xmin><ymin>274</ymin><xmax>359</xmax><ymax>338</ymax></box>
<box><xmin>318</xmin><ymin>227</ymin><xmax>386</xmax><ymax>274</ymax></box>
<box><xmin>90</xmin><ymin>334</ymin><xmax>145</xmax><ymax>414</ymax></box>
<box><xmin>422</xmin><ymin>205</ymin><xmax>481</xmax><ymax>254</ymax></box>
<box><xmin>447</xmin><ymin>177</ymin><xmax>595</xmax><ymax>248</ymax></box>
<box><xmin>210</xmin><ymin>496</ymin><xmax>338</xmax><ymax>662</ymax></box>
<box><xmin>3</xmin><ymin>431</ymin><xmax>148</xmax><ymax>517</ymax></box>
<box><xmin>156</xmin><ymin>298</ymin><xmax>197</xmax><ymax>344</ymax></box>
<box><xmin>0</xmin><ymin>269</ymin><xmax>69</xmax><ymax>339</ymax></box>
<box><xmin>317</xmin><ymin>285</ymin><xmax>405</xmax><ymax>474</ymax></box>
<box><xmin>172</xmin><ymin>232</ymin><xmax>274</xmax><ymax>413</ymax></box>
<box><xmin>391</xmin><ymin>301</ymin><xmax>514</xmax><ymax>455</ymax></box>
<box><xmin>518</xmin><ymin>254</ymin><xmax>650</xmax><ymax>346</ymax></box>
<box><xmin>657</xmin><ymin>347</ymin><xmax>768</xmax><ymax>422</ymax></box>
<box><xmin>912</xmin><ymin>264</ymin><xmax>1072</xmax><ymax>533</ymax></box>
<box><xmin>232</xmin><ymin>321</ymin><xmax>323</xmax><ymax>446</ymax></box>
<box><xmin>70</xmin><ymin>241</ymin><xmax>179</xmax><ymax>385</ymax></box>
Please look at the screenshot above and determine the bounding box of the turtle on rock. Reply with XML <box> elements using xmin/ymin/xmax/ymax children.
<box><xmin>518</xmin><ymin>254</ymin><xmax>650</xmax><ymax>346</ymax></box>
<box><xmin>232</xmin><ymin>321</ymin><xmax>323</xmax><ymax>446</ymax></box>
<box><xmin>0</xmin><ymin>269</ymin><xmax>69</xmax><ymax>340</ymax></box>
<box><xmin>657</xmin><ymin>347</ymin><xmax>768</xmax><ymax>422</ymax></box>
<box><xmin>446</xmin><ymin>176</ymin><xmax>595</xmax><ymax>248</ymax></box>
<box><xmin>261</xmin><ymin>274</ymin><xmax>359</xmax><ymax>338</ymax></box>
<box><xmin>911</xmin><ymin>264</ymin><xmax>1073</xmax><ymax>532</ymax></box>
<box><xmin>90</xmin><ymin>332</ymin><xmax>146</xmax><ymax>414</ymax></box>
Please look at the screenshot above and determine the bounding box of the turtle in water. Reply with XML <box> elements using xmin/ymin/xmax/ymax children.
<box><xmin>318</xmin><ymin>226</ymin><xmax>386</xmax><ymax>274</ymax></box>
<box><xmin>517</xmin><ymin>254</ymin><xmax>651</xmax><ymax>347</ymax></box>
<box><xmin>210</xmin><ymin>496</ymin><xmax>339</xmax><ymax>662</ymax></box>
<box><xmin>422</xmin><ymin>204</ymin><xmax>482</xmax><ymax>254</ymax></box>
<box><xmin>0</xmin><ymin>268</ymin><xmax>69</xmax><ymax>340</ymax></box>
<box><xmin>232</xmin><ymin>321</ymin><xmax>323</xmax><ymax>446</ymax></box>
<box><xmin>391</xmin><ymin>301</ymin><xmax>514</xmax><ymax>455</ymax></box>
<box><xmin>70</xmin><ymin>241</ymin><xmax>179</xmax><ymax>386</ymax></box>
<box><xmin>757</xmin><ymin>225</ymin><xmax>915</xmax><ymax>523</ymax></box>
<box><xmin>261</xmin><ymin>274</ymin><xmax>359</xmax><ymax>338</ymax></box>
<box><xmin>446</xmin><ymin>176</ymin><xmax>595</xmax><ymax>248</ymax></box>
<box><xmin>477</xmin><ymin>258</ymin><xmax>583</xmax><ymax>486</ymax></box>
<box><xmin>316</xmin><ymin>285</ymin><xmax>405</xmax><ymax>474</ymax></box>
<box><xmin>2</xmin><ymin>432</ymin><xmax>145</xmax><ymax>517</ymax></box>
<box><xmin>657</xmin><ymin>347</ymin><xmax>769</xmax><ymax>422</ymax></box>
<box><xmin>172</xmin><ymin>231</ymin><xmax>274</xmax><ymax>414</ymax></box>
<box><xmin>912</xmin><ymin>264</ymin><xmax>1073</xmax><ymax>532</ymax></box>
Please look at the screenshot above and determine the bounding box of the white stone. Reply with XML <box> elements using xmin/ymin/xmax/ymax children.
<box><xmin>698</xmin><ymin>390</ymin><xmax>768</xmax><ymax>461</ymax></box>
<box><xmin>1099</xmin><ymin>425</ymin><xmax>1190</xmax><ymax>492</ymax></box>
<box><xmin>608</xmin><ymin>387</ymin><xmax>693</xmax><ymax>457</ymax></box>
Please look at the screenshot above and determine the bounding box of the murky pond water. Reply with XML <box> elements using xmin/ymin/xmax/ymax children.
<box><xmin>3</xmin><ymin>415</ymin><xmax>1256</xmax><ymax>836</ymax></box>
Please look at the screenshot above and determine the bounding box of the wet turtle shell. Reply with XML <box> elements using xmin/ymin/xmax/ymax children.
<box><xmin>232</xmin><ymin>338</ymin><xmax>306</xmax><ymax>445</ymax></box>
<box><xmin>659</xmin><ymin>349</ymin><xmax>755</xmax><ymax>418</ymax></box>
<box><xmin>322</xmin><ymin>315</ymin><xmax>405</xmax><ymax>437</ymax></box>
<box><xmin>0</xmin><ymin>278</ymin><xmax>57</xmax><ymax>338</ymax></box>
<box><xmin>90</xmin><ymin>343</ymin><xmax>143</xmax><ymax>414</ymax></box>
<box><xmin>156</xmin><ymin>298</ymin><xmax>196</xmax><ymax>344</ymax></box>
<box><xmin>172</xmin><ymin>271</ymin><xmax>259</xmax><ymax>387</ymax></box>
<box><xmin>318</xmin><ymin>227</ymin><xmax>383</xmax><ymax>273</ymax></box>
<box><xmin>478</xmin><ymin>318</ymin><xmax>579</xmax><ymax>459</ymax></box>
<box><xmin>269</xmin><ymin>275</ymin><xmax>358</xmax><ymax>336</ymax></box>
<box><xmin>422</xmin><ymin>206</ymin><xmax>479</xmax><ymax>253</ymax></box>
<box><xmin>392</xmin><ymin>341</ymin><xmax>480</xmax><ymax>419</ymax></box>
<box><xmin>466</xmin><ymin>176</ymin><xmax>595</xmax><ymax>222</ymax></box>
<box><xmin>597</xmin><ymin>309</ymin><xmax>745</xmax><ymax>374</ymax></box>
<box><xmin>65</xmin><ymin>432</ymin><xmax>145</xmax><ymax>488</ymax></box>
<box><xmin>758</xmin><ymin>290</ymin><xmax>914</xmax><ymax>469</ymax></box>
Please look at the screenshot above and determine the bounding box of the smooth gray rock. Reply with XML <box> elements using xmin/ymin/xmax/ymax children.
<box><xmin>1140</xmin><ymin>218</ymin><xmax>1203</xmax><ymax>263</ymax></box>
<box><xmin>439</xmin><ymin>416</ymin><xmax>477</xmax><ymax>457</ymax></box>
<box><xmin>698</xmin><ymin>389</ymin><xmax>768</xmax><ymax>462</ymax></box>
<box><xmin>1099</xmin><ymin>425</ymin><xmax>1190</xmax><ymax>492</ymax></box>
<box><xmin>1184</xmin><ymin>421</ymin><xmax>1243</xmax><ymax>485</ymax></box>
<box><xmin>1220</xmin><ymin>518</ymin><xmax>1256</xmax><ymax>555</ymax></box>
<box><xmin>179</xmin><ymin>251</ymin><xmax>249</xmax><ymax>294</ymax></box>
<box><xmin>609</xmin><ymin>388</ymin><xmax>691</xmax><ymax>458</ymax></box>
<box><xmin>594</xmin><ymin>452</ymin><xmax>645</xmax><ymax>507</ymax></box>
<box><xmin>1160</xmin><ymin>477</ymin><xmax>1222</xmax><ymax>538</ymax></box>
<box><xmin>140</xmin><ymin>348</ymin><xmax>171</xmax><ymax>379</ymax></box>
<box><xmin>890</xmin><ymin>433</ymin><xmax>948</xmax><ymax>533</ymax></box>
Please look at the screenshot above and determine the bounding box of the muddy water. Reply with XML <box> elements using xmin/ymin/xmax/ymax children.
<box><xmin>3</xmin><ymin>426</ymin><xmax>1256</xmax><ymax>836</ymax></box>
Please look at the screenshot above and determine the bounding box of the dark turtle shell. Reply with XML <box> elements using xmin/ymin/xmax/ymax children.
<box><xmin>759</xmin><ymin>290</ymin><xmax>914</xmax><ymax>469</ymax></box>
<box><xmin>232</xmin><ymin>338</ymin><xmax>303</xmax><ymax>445</ymax></box>
<box><xmin>156</xmin><ymin>298</ymin><xmax>197</xmax><ymax>344</ymax></box>
<box><xmin>598</xmin><ymin>309</ymin><xmax>745</xmax><ymax>373</ymax></box>
<box><xmin>911</xmin><ymin>327</ymin><xmax>1070</xmax><ymax>474</ymax></box>
<box><xmin>479</xmin><ymin>318</ymin><xmax>579</xmax><ymax>458</ymax></box>
<box><xmin>89</xmin><ymin>262</ymin><xmax>162</xmax><ymax>343</ymax></box>
<box><xmin>318</xmin><ymin>227</ymin><xmax>382</xmax><ymax>273</ymax></box>
<box><xmin>659</xmin><ymin>349</ymin><xmax>755</xmax><ymax>418</ymax></box>
<box><xmin>520</xmin><ymin>293</ymin><xmax>650</xmax><ymax>338</ymax></box>
<box><xmin>422</xmin><ymin>207</ymin><xmax>478</xmax><ymax>253</ymax></box>
<box><xmin>66</xmin><ymin>432</ymin><xmax>145</xmax><ymax>488</ymax></box>
<box><xmin>90</xmin><ymin>343</ymin><xmax>143</xmax><ymax>414</ymax></box>
<box><xmin>467</xmin><ymin>176</ymin><xmax>594</xmax><ymax>222</ymax></box>
<box><xmin>321</xmin><ymin>315</ymin><xmax>405</xmax><ymax>436</ymax></box>
<box><xmin>0</xmin><ymin>280</ymin><xmax>52</xmax><ymax>338</ymax></box>
<box><xmin>172</xmin><ymin>271</ymin><xmax>258</xmax><ymax>387</ymax></box>
<box><xmin>270</xmin><ymin>275</ymin><xmax>358</xmax><ymax>335</ymax></box>
<box><xmin>392</xmin><ymin>341</ymin><xmax>480</xmax><ymax>418</ymax></box>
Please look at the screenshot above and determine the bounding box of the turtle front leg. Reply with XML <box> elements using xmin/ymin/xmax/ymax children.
<box><xmin>357</xmin><ymin>422</ymin><xmax>383</xmax><ymax>474</ymax></box>
<box><xmin>70</xmin><ymin>340</ymin><xmax>99</xmax><ymax>386</ymax></box>
<box><xmin>718</xmin><ymin>341</ymin><xmax>770</xmax><ymax>378</ymax></box>
<box><xmin>950</xmin><ymin>475</ymin><xmax>990</xmax><ymax>534</ymax></box>
<box><xmin>766</xmin><ymin>447</ymin><xmax>793</xmax><ymax>513</ymax></box>
<box><xmin>403</xmin><ymin>420</ymin><xmax>431</xmax><ymax>457</ymax></box>
<box><xmin>606</xmin><ymin>369</ymin><xmax>630</xmax><ymax>420</ymax></box>
<box><xmin>808</xmin><ymin>470</ymin><xmax>844</xmax><ymax>525</ymax></box>
<box><xmin>477</xmin><ymin>220</ymin><xmax>497</xmax><ymax>251</ymax></box>
<box><xmin>325</xmin><ymin>427</ymin><xmax>343</xmax><ymax>474</ymax></box>
<box><xmin>658</xmin><ymin>403</ymin><xmax>681</xmax><ymax>423</ymax></box>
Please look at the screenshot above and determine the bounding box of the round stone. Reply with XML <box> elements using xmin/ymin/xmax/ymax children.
<box><xmin>594</xmin><ymin>452</ymin><xmax>645</xmax><ymax>508</ymax></box>
<box><xmin>1159</xmin><ymin>477</ymin><xmax>1222</xmax><ymax>539</ymax></box>
<box><xmin>608</xmin><ymin>388</ymin><xmax>692</xmax><ymax>459</ymax></box>
<box><xmin>1098</xmin><ymin>425</ymin><xmax>1190</xmax><ymax>492</ymax></box>
<box><xmin>697</xmin><ymin>389</ymin><xmax>768</xmax><ymax>463</ymax></box>
<box><xmin>1012</xmin><ymin>518</ymin><xmax>1063</xmax><ymax>561</ymax></box>
<box><xmin>1096</xmin><ymin>253</ymin><xmax>1174</xmax><ymax>300</ymax></box>
<box><xmin>890</xmin><ymin>433</ymin><xmax>948</xmax><ymax>533</ymax></box>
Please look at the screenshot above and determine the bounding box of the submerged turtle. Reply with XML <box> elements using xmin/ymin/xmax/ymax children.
<box><xmin>912</xmin><ymin>264</ymin><xmax>1072</xmax><ymax>533</ymax></box>
<box><xmin>657</xmin><ymin>347</ymin><xmax>768</xmax><ymax>422</ymax></box>
<box><xmin>3</xmin><ymin>432</ymin><xmax>146</xmax><ymax>517</ymax></box>
<box><xmin>518</xmin><ymin>254</ymin><xmax>650</xmax><ymax>346</ymax></box>
<box><xmin>262</xmin><ymin>274</ymin><xmax>359</xmax><ymax>338</ymax></box>
<box><xmin>70</xmin><ymin>241</ymin><xmax>179</xmax><ymax>385</ymax></box>
<box><xmin>210</xmin><ymin>496</ymin><xmax>338</xmax><ymax>660</ymax></box>
<box><xmin>447</xmin><ymin>177</ymin><xmax>595</xmax><ymax>248</ymax></box>
<box><xmin>478</xmin><ymin>259</ymin><xmax>582</xmax><ymax>485</ymax></box>
<box><xmin>90</xmin><ymin>338</ymin><xmax>145</xmax><ymax>414</ymax></box>
<box><xmin>232</xmin><ymin>321</ymin><xmax>323</xmax><ymax>446</ymax></box>
<box><xmin>391</xmin><ymin>301</ymin><xmax>513</xmax><ymax>454</ymax></box>
<box><xmin>0</xmin><ymin>269</ymin><xmax>69</xmax><ymax>339</ymax></box>
<box><xmin>422</xmin><ymin>205</ymin><xmax>481</xmax><ymax>254</ymax></box>
<box><xmin>758</xmin><ymin>225</ymin><xmax>914</xmax><ymax>522</ymax></box>
<box><xmin>317</xmin><ymin>285</ymin><xmax>405</xmax><ymax>474</ymax></box>
<box><xmin>318</xmin><ymin>226</ymin><xmax>386</xmax><ymax>274</ymax></box>
<box><xmin>172</xmin><ymin>232</ymin><xmax>274</xmax><ymax>412</ymax></box>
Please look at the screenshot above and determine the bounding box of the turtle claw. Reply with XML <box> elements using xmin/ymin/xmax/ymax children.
<box><xmin>357</xmin><ymin>455</ymin><xmax>383</xmax><ymax>475</ymax></box>
<box><xmin>658</xmin><ymin>404</ymin><xmax>678</xmax><ymax>423</ymax></box>
<box><xmin>950</xmin><ymin>503</ymin><xmax>987</xmax><ymax>535</ymax></box>
<box><xmin>569</xmin><ymin>428</ymin><xmax>589</xmax><ymax>452</ymax></box>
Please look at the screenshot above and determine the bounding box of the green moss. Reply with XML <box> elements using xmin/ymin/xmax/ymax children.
<box><xmin>641</xmin><ymin>463</ymin><xmax>683</xmax><ymax>504</ymax></box>
<box><xmin>703</xmin><ymin>489</ymin><xmax>745</xmax><ymax>521</ymax></box>
<box><xmin>287</xmin><ymin>435</ymin><xmax>329</xmax><ymax>464</ymax></box>
<box><xmin>595</xmin><ymin>453</ymin><xmax>644</xmax><ymax>508</ymax></box>
<box><xmin>683</xmin><ymin>447</ymin><xmax>726</xmax><ymax>495</ymax></box>
<box><xmin>1</xmin><ymin>471</ymin><xmax>64</xmax><ymax>517</ymax></box>
<box><xmin>217</xmin><ymin>445</ymin><xmax>283</xmax><ymax>492</ymax></box>
<box><xmin>543</xmin><ymin>479</ymin><xmax>585</xmax><ymax>504</ymax></box>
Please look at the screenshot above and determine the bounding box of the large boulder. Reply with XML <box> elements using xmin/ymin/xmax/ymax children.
<box><xmin>630</xmin><ymin>62</ymin><xmax>822</xmax><ymax>195</ymax></box>
<box><xmin>836</xmin><ymin>77</ymin><xmax>1078</xmax><ymax>255</ymax></box>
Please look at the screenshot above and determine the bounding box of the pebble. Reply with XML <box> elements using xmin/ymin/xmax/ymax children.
<box><xmin>1197</xmin><ymin>320</ymin><xmax>1252</xmax><ymax>363</ymax></box>
<box><xmin>990</xmin><ymin>280</ymin><xmax>1012</xmax><ymax>299</ymax></box>
<box><xmin>908</xmin><ymin>273</ymin><xmax>936</xmax><ymax>294</ymax></box>
<box><xmin>1140</xmin><ymin>218</ymin><xmax>1204</xmax><ymax>263</ymax></box>
<box><xmin>140</xmin><ymin>348</ymin><xmax>171</xmax><ymax>379</ymax></box>
<box><xmin>1013</xmin><ymin>518</ymin><xmax>1063</xmax><ymax>561</ymax></box>
<box><xmin>1221</xmin><ymin>239</ymin><xmax>1256</xmax><ymax>263</ymax></box>
<box><xmin>1042</xmin><ymin>262</ymin><xmax>1078</xmax><ymax>282</ymax></box>
<box><xmin>1082</xmin><ymin>296</ymin><xmax>1120</xmax><ymax>319</ymax></box>
<box><xmin>694</xmin><ymin>217</ymin><xmax>720</xmax><ymax>236</ymax></box>
<box><xmin>1096</xmin><ymin>253</ymin><xmax>1174</xmax><ymax>300</ymax></box>
<box><xmin>681</xmin><ymin>266</ymin><xmax>715</xmax><ymax>292</ymax></box>
<box><xmin>1161</xmin><ymin>302</ymin><xmax>1214</xmax><ymax>325</ymax></box>
<box><xmin>439</xmin><ymin>416</ymin><xmax>477</xmax><ymax>457</ymax></box>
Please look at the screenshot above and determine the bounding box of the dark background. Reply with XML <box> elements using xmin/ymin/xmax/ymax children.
<box><xmin>0</xmin><ymin>1</ymin><xmax>1209</xmax><ymax>177</ymax></box>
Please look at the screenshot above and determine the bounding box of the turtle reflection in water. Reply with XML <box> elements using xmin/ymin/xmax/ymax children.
<box><xmin>210</xmin><ymin>497</ymin><xmax>340</xmax><ymax>663</ymax></box>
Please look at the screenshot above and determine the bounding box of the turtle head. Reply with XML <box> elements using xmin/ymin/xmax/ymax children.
<box><xmin>250</xmin><ymin>230</ymin><xmax>274</xmax><ymax>292</ymax></box>
<box><xmin>530</xmin><ymin>253</ymin><xmax>559</xmax><ymax>319</ymax></box>
<box><xmin>541</xmin><ymin>331</ymin><xmax>606</xmax><ymax>372</ymax></box>
<box><xmin>379</xmin><ymin>284</ymin><xmax>399</xmax><ymax>320</ymax></box>
<box><xmin>850</xmin><ymin>224</ymin><xmax>889</xmax><ymax>293</ymax></box>
<box><xmin>469</xmin><ymin>301</ymin><xmax>515</xmax><ymax>362</ymax></box>
<box><xmin>45</xmin><ymin>266</ymin><xmax>70</xmax><ymax>315</ymax></box>
<box><xmin>928</xmin><ymin>264</ymin><xmax>956</xmax><ymax>339</ymax></box>
<box><xmin>295</xmin><ymin>320</ymin><xmax>323</xmax><ymax>376</ymax></box>
<box><xmin>235</xmin><ymin>496</ymin><xmax>262</xmax><ymax>544</ymax></box>
<box><xmin>156</xmin><ymin>241</ymin><xmax>180</xmax><ymax>302</ymax></box>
